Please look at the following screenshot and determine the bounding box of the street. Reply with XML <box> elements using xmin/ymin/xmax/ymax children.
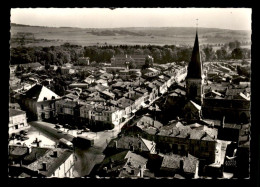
<box><xmin>27</xmin><ymin>117</ymin><xmax>133</xmax><ymax>177</ymax></box>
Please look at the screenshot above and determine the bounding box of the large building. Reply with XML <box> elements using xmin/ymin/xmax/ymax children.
<box><xmin>9</xmin><ymin>109</ymin><xmax>29</xmax><ymax>137</ymax></box>
<box><xmin>185</xmin><ymin>31</ymin><xmax>204</xmax><ymax>105</ymax></box>
<box><xmin>111</xmin><ymin>54</ymin><xmax>153</xmax><ymax>69</ymax></box>
<box><xmin>19</xmin><ymin>84</ymin><xmax>60</xmax><ymax>121</ymax></box>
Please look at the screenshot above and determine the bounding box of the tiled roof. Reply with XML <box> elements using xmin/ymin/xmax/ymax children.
<box><xmin>9</xmin><ymin>109</ymin><xmax>26</xmax><ymax>117</ymax></box>
<box><xmin>9</xmin><ymin>145</ymin><xmax>28</xmax><ymax>157</ymax></box>
<box><xmin>24</xmin><ymin>84</ymin><xmax>60</xmax><ymax>101</ymax></box>
<box><xmin>108</xmin><ymin>136</ymin><xmax>155</xmax><ymax>152</ymax></box>
<box><xmin>161</xmin><ymin>154</ymin><xmax>198</xmax><ymax>174</ymax></box>
<box><xmin>25</xmin><ymin>148</ymin><xmax>73</xmax><ymax>177</ymax></box>
<box><xmin>23</xmin><ymin>147</ymin><xmax>50</xmax><ymax>165</ymax></box>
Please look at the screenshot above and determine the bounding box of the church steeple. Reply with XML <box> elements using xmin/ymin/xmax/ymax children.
<box><xmin>185</xmin><ymin>24</ymin><xmax>204</xmax><ymax>105</ymax></box>
<box><xmin>186</xmin><ymin>30</ymin><xmax>203</xmax><ymax>79</ymax></box>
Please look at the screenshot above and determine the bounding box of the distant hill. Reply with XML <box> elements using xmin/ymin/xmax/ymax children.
<box><xmin>10</xmin><ymin>23</ymin><xmax>251</xmax><ymax>47</ymax></box>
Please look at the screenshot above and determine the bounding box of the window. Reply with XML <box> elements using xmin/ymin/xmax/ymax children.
<box><xmin>41</xmin><ymin>105</ymin><xmax>44</xmax><ymax>109</ymax></box>
<box><xmin>15</xmin><ymin>125</ymin><xmax>18</xmax><ymax>130</ymax></box>
<box><xmin>43</xmin><ymin>97</ymin><xmax>47</xmax><ymax>101</ymax></box>
<box><xmin>52</xmin><ymin>96</ymin><xmax>55</xmax><ymax>100</ymax></box>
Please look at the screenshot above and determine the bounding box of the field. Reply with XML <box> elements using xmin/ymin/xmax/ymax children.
<box><xmin>10</xmin><ymin>23</ymin><xmax>251</xmax><ymax>47</ymax></box>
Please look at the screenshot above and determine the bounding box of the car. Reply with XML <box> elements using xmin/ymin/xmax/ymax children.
<box><xmin>77</xmin><ymin>131</ymin><xmax>82</xmax><ymax>135</ymax></box>
<box><xmin>21</xmin><ymin>136</ymin><xmax>29</xmax><ymax>141</ymax></box>
<box><xmin>82</xmin><ymin>128</ymin><xmax>91</xmax><ymax>133</ymax></box>
<box><xmin>57</xmin><ymin>130</ymin><xmax>62</xmax><ymax>133</ymax></box>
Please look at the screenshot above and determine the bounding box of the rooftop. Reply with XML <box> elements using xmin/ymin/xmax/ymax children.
<box><xmin>9</xmin><ymin>109</ymin><xmax>26</xmax><ymax>117</ymax></box>
<box><xmin>161</xmin><ymin>154</ymin><xmax>198</xmax><ymax>174</ymax></box>
<box><xmin>25</xmin><ymin>148</ymin><xmax>73</xmax><ymax>177</ymax></box>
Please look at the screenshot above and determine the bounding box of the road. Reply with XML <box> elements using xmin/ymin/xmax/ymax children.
<box><xmin>28</xmin><ymin>117</ymin><xmax>133</xmax><ymax>177</ymax></box>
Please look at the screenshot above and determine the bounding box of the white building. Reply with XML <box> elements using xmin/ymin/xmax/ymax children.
<box><xmin>9</xmin><ymin>109</ymin><xmax>29</xmax><ymax>136</ymax></box>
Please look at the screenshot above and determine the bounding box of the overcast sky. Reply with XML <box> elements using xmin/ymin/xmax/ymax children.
<box><xmin>11</xmin><ymin>8</ymin><xmax>251</xmax><ymax>30</ymax></box>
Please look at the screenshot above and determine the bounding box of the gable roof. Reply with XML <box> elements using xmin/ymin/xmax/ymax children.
<box><xmin>25</xmin><ymin>148</ymin><xmax>73</xmax><ymax>177</ymax></box>
<box><xmin>161</xmin><ymin>154</ymin><xmax>198</xmax><ymax>174</ymax></box>
<box><xmin>24</xmin><ymin>84</ymin><xmax>60</xmax><ymax>102</ymax></box>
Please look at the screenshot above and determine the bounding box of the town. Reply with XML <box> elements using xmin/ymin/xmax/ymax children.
<box><xmin>9</xmin><ymin>9</ymin><xmax>251</xmax><ymax>179</ymax></box>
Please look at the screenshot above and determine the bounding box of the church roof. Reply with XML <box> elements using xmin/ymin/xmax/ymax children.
<box><xmin>186</xmin><ymin>31</ymin><xmax>203</xmax><ymax>79</ymax></box>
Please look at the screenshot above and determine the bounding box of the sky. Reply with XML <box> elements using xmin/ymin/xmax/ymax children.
<box><xmin>11</xmin><ymin>8</ymin><xmax>252</xmax><ymax>30</ymax></box>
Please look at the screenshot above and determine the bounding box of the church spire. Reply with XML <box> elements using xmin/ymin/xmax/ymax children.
<box><xmin>186</xmin><ymin>23</ymin><xmax>203</xmax><ymax>79</ymax></box>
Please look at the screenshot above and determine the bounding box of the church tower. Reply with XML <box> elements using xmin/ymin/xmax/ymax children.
<box><xmin>186</xmin><ymin>30</ymin><xmax>204</xmax><ymax>105</ymax></box>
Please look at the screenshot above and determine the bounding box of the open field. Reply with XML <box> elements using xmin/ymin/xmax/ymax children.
<box><xmin>10</xmin><ymin>23</ymin><xmax>251</xmax><ymax>47</ymax></box>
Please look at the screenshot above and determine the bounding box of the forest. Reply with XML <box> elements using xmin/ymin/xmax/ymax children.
<box><xmin>10</xmin><ymin>40</ymin><xmax>251</xmax><ymax>66</ymax></box>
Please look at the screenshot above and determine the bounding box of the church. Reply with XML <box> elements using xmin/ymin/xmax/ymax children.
<box><xmin>185</xmin><ymin>30</ymin><xmax>250</xmax><ymax>124</ymax></box>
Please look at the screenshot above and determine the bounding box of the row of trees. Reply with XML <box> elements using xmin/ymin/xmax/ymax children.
<box><xmin>10</xmin><ymin>41</ymin><xmax>251</xmax><ymax>66</ymax></box>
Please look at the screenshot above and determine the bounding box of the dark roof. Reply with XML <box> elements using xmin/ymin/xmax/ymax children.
<box><xmin>9</xmin><ymin>109</ymin><xmax>26</xmax><ymax>117</ymax></box>
<box><xmin>25</xmin><ymin>148</ymin><xmax>73</xmax><ymax>177</ymax></box>
<box><xmin>9</xmin><ymin>146</ymin><xmax>28</xmax><ymax>157</ymax></box>
<box><xmin>23</xmin><ymin>147</ymin><xmax>50</xmax><ymax>165</ymax></box>
<box><xmin>161</xmin><ymin>154</ymin><xmax>198</xmax><ymax>174</ymax></box>
<box><xmin>23</xmin><ymin>84</ymin><xmax>43</xmax><ymax>99</ymax></box>
<box><xmin>186</xmin><ymin>31</ymin><xmax>203</xmax><ymax>79</ymax></box>
<box><xmin>108</xmin><ymin>136</ymin><xmax>155</xmax><ymax>152</ymax></box>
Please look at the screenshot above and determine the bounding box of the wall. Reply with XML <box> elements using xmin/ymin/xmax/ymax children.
<box><xmin>9</xmin><ymin>113</ymin><xmax>29</xmax><ymax>135</ymax></box>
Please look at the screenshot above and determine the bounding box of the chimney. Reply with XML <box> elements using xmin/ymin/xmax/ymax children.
<box><xmin>139</xmin><ymin>165</ymin><xmax>143</xmax><ymax>178</ymax></box>
<box><xmin>53</xmin><ymin>150</ymin><xmax>58</xmax><ymax>158</ymax></box>
<box><xmin>20</xmin><ymin>160</ymin><xmax>23</xmax><ymax>167</ymax></box>
<box><xmin>114</xmin><ymin>140</ymin><xmax>118</xmax><ymax>149</ymax></box>
<box><xmin>27</xmin><ymin>146</ymin><xmax>32</xmax><ymax>154</ymax></box>
<box><xmin>221</xmin><ymin>116</ymin><xmax>225</xmax><ymax>128</ymax></box>
<box><xmin>179</xmin><ymin>160</ymin><xmax>184</xmax><ymax>172</ymax></box>
<box><xmin>138</xmin><ymin>141</ymin><xmax>142</xmax><ymax>151</ymax></box>
<box><xmin>109</xmin><ymin>158</ymin><xmax>114</xmax><ymax>169</ymax></box>
<box><xmin>42</xmin><ymin>162</ymin><xmax>47</xmax><ymax>171</ymax></box>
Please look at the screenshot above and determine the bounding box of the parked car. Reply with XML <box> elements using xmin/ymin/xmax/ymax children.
<box><xmin>57</xmin><ymin>130</ymin><xmax>62</xmax><ymax>133</ymax></box>
<box><xmin>55</xmin><ymin>124</ymin><xmax>61</xmax><ymax>129</ymax></box>
<box><xmin>77</xmin><ymin>130</ymin><xmax>82</xmax><ymax>135</ymax></box>
<box><xmin>21</xmin><ymin>136</ymin><xmax>29</xmax><ymax>141</ymax></box>
<box><xmin>82</xmin><ymin>128</ymin><xmax>91</xmax><ymax>133</ymax></box>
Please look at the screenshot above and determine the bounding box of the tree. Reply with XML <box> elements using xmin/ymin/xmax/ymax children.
<box><xmin>151</xmin><ymin>48</ymin><xmax>162</xmax><ymax>63</ymax></box>
<box><xmin>129</xmin><ymin>60</ymin><xmax>137</xmax><ymax>69</ymax></box>
<box><xmin>56</xmin><ymin>67</ymin><xmax>62</xmax><ymax>74</ymax></box>
<box><xmin>203</xmin><ymin>46</ymin><xmax>215</xmax><ymax>61</ymax></box>
<box><xmin>216</xmin><ymin>47</ymin><xmax>228</xmax><ymax>60</ymax></box>
<box><xmin>232</xmin><ymin>48</ymin><xmax>244</xmax><ymax>59</ymax></box>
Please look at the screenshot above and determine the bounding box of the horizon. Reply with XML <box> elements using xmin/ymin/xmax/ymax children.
<box><xmin>11</xmin><ymin>22</ymin><xmax>250</xmax><ymax>32</ymax></box>
<box><xmin>11</xmin><ymin>8</ymin><xmax>251</xmax><ymax>31</ymax></box>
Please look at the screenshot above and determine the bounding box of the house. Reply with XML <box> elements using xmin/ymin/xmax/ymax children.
<box><xmin>159</xmin><ymin>153</ymin><xmax>199</xmax><ymax>178</ymax></box>
<box><xmin>183</xmin><ymin>100</ymin><xmax>202</xmax><ymax>121</ymax></box>
<box><xmin>19</xmin><ymin>148</ymin><xmax>74</xmax><ymax>178</ymax></box>
<box><xmin>9</xmin><ymin>102</ymin><xmax>21</xmax><ymax>110</ymax></box>
<box><xmin>107</xmin><ymin>135</ymin><xmax>156</xmax><ymax>154</ymax></box>
<box><xmin>84</xmin><ymin>75</ymin><xmax>95</xmax><ymax>84</ymax></box>
<box><xmin>9</xmin><ymin>109</ymin><xmax>30</xmax><ymax>137</ymax></box>
<box><xmin>20</xmin><ymin>62</ymin><xmax>43</xmax><ymax>70</ymax></box>
<box><xmin>19</xmin><ymin>84</ymin><xmax>60</xmax><ymax>121</ymax></box>
<box><xmin>55</xmin><ymin>99</ymin><xmax>80</xmax><ymax>124</ymax></box>
<box><xmin>79</xmin><ymin>103</ymin><xmax>121</xmax><ymax>126</ymax></box>
<box><xmin>95</xmin><ymin>150</ymin><xmax>148</xmax><ymax>178</ymax></box>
